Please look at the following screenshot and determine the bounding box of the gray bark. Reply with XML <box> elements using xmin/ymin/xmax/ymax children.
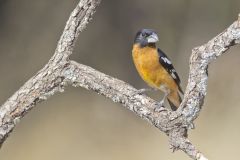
<box><xmin>0</xmin><ymin>1</ymin><xmax>240</xmax><ymax>159</ymax></box>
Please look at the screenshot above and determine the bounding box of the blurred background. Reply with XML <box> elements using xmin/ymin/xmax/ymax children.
<box><xmin>0</xmin><ymin>0</ymin><xmax>240</xmax><ymax>159</ymax></box>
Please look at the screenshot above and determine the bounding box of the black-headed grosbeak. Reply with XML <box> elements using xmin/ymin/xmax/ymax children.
<box><xmin>132</xmin><ymin>29</ymin><xmax>183</xmax><ymax>111</ymax></box>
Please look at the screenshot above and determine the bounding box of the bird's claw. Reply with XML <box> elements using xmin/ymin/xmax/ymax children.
<box><xmin>135</xmin><ymin>88</ymin><xmax>152</xmax><ymax>95</ymax></box>
<box><xmin>136</xmin><ymin>88</ymin><xmax>147</xmax><ymax>95</ymax></box>
<box><xmin>158</xmin><ymin>100</ymin><xmax>164</xmax><ymax>107</ymax></box>
<box><xmin>153</xmin><ymin>101</ymin><xmax>165</xmax><ymax>112</ymax></box>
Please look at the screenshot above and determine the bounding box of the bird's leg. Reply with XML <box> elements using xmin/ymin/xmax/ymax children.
<box><xmin>158</xmin><ymin>91</ymin><xmax>169</xmax><ymax>106</ymax></box>
<box><xmin>154</xmin><ymin>90</ymin><xmax>170</xmax><ymax>112</ymax></box>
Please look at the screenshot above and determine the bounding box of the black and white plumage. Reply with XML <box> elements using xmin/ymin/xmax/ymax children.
<box><xmin>158</xmin><ymin>48</ymin><xmax>183</xmax><ymax>94</ymax></box>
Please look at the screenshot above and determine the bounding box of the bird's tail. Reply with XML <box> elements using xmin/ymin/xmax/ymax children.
<box><xmin>167</xmin><ymin>91</ymin><xmax>182</xmax><ymax>111</ymax></box>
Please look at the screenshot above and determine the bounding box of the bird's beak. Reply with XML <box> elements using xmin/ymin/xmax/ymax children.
<box><xmin>147</xmin><ymin>33</ymin><xmax>159</xmax><ymax>43</ymax></box>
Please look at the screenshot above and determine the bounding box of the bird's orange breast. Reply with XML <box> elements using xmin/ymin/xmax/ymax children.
<box><xmin>132</xmin><ymin>44</ymin><xmax>177</xmax><ymax>91</ymax></box>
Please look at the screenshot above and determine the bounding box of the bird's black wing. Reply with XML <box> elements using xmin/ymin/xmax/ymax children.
<box><xmin>157</xmin><ymin>48</ymin><xmax>183</xmax><ymax>94</ymax></box>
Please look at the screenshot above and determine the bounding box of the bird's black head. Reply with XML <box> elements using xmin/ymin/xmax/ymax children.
<box><xmin>134</xmin><ymin>29</ymin><xmax>159</xmax><ymax>48</ymax></box>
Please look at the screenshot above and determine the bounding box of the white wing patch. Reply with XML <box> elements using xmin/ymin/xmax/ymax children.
<box><xmin>161</xmin><ymin>57</ymin><xmax>172</xmax><ymax>64</ymax></box>
<box><xmin>158</xmin><ymin>48</ymin><xmax>182</xmax><ymax>89</ymax></box>
<box><xmin>161</xmin><ymin>56</ymin><xmax>177</xmax><ymax>80</ymax></box>
<box><xmin>170</xmin><ymin>69</ymin><xmax>177</xmax><ymax>79</ymax></box>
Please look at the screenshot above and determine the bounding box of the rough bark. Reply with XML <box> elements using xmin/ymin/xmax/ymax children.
<box><xmin>0</xmin><ymin>1</ymin><xmax>240</xmax><ymax>159</ymax></box>
<box><xmin>0</xmin><ymin>0</ymin><xmax>101</xmax><ymax>147</ymax></box>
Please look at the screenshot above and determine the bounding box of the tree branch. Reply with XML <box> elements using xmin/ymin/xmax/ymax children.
<box><xmin>0</xmin><ymin>0</ymin><xmax>101</xmax><ymax>147</ymax></box>
<box><xmin>180</xmin><ymin>17</ymin><xmax>240</xmax><ymax>123</ymax></box>
<box><xmin>0</xmin><ymin>1</ymin><xmax>240</xmax><ymax>159</ymax></box>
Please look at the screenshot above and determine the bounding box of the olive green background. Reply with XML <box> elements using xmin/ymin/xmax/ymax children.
<box><xmin>0</xmin><ymin>0</ymin><xmax>240</xmax><ymax>159</ymax></box>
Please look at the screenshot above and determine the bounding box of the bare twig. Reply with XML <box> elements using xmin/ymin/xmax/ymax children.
<box><xmin>0</xmin><ymin>1</ymin><xmax>240</xmax><ymax>159</ymax></box>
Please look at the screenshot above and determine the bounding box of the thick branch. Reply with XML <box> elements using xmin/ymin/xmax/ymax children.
<box><xmin>179</xmin><ymin>19</ymin><xmax>240</xmax><ymax>123</ymax></box>
<box><xmin>0</xmin><ymin>1</ymin><xmax>240</xmax><ymax>159</ymax></box>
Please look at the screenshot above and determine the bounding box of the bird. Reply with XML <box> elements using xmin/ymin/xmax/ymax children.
<box><xmin>132</xmin><ymin>29</ymin><xmax>183</xmax><ymax>111</ymax></box>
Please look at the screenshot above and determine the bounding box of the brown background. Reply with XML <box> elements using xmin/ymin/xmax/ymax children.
<box><xmin>0</xmin><ymin>0</ymin><xmax>240</xmax><ymax>159</ymax></box>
